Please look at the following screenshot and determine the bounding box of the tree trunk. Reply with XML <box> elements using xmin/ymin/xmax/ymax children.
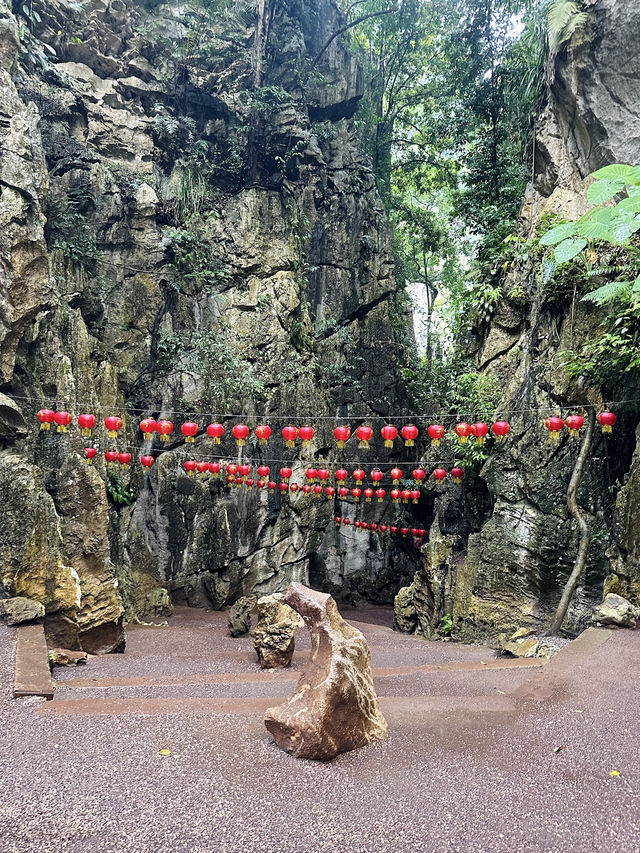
<box><xmin>549</xmin><ymin>408</ymin><xmax>596</xmax><ymax>634</ymax></box>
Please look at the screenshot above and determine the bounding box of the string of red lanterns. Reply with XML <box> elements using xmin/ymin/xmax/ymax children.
<box><xmin>332</xmin><ymin>516</ymin><xmax>426</xmax><ymax>547</ymax></box>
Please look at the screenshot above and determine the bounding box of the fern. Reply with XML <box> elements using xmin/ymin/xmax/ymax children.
<box><xmin>586</xmin><ymin>261</ymin><xmax>640</xmax><ymax>278</ymax></box>
<box><xmin>580</xmin><ymin>280</ymin><xmax>632</xmax><ymax>305</ymax></box>
<box><xmin>546</xmin><ymin>0</ymin><xmax>588</xmax><ymax>53</ymax></box>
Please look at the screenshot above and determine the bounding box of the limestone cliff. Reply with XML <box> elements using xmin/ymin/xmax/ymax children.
<box><xmin>398</xmin><ymin>0</ymin><xmax>640</xmax><ymax>639</ymax></box>
<box><xmin>0</xmin><ymin>0</ymin><xmax>420</xmax><ymax>648</ymax></box>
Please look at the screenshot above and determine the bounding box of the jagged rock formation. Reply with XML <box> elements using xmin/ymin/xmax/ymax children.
<box><xmin>264</xmin><ymin>582</ymin><xmax>387</xmax><ymax>760</ymax></box>
<box><xmin>253</xmin><ymin>592</ymin><xmax>298</xmax><ymax>668</ymax></box>
<box><xmin>0</xmin><ymin>0</ymin><xmax>418</xmax><ymax>647</ymax></box>
<box><xmin>396</xmin><ymin>0</ymin><xmax>640</xmax><ymax>640</ymax></box>
<box><xmin>592</xmin><ymin>593</ymin><xmax>640</xmax><ymax>629</ymax></box>
<box><xmin>228</xmin><ymin>594</ymin><xmax>256</xmax><ymax>637</ymax></box>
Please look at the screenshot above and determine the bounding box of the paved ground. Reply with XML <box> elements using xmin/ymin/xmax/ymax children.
<box><xmin>0</xmin><ymin>605</ymin><xmax>638</xmax><ymax>853</ymax></box>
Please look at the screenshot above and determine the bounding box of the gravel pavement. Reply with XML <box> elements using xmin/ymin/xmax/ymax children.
<box><xmin>0</xmin><ymin>606</ymin><xmax>638</xmax><ymax>853</ymax></box>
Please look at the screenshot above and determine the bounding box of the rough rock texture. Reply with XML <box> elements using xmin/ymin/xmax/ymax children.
<box><xmin>264</xmin><ymin>582</ymin><xmax>387</xmax><ymax>760</ymax></box>
<box><xmin>592</xmin><ymin>593</ymin><xmax>640</xmax><ymax>629</ymax></box>
<box><xmin>253</xmin><ymin>593</ymin><xmax>297</xmax><ymax>669</ymax></box>
<box><xmin>397</xmin><ymin>0</ymin><xmax>640</xmax><ymax>641</ymax></box>
<box><xmin>0</xmin><ymin>596</ymin><xmax>45</xmax><ymax>626</ymax></box>
<box><xmin>393</xmin><ymin>585</ymin><xmax>417</xmax><ymax>633</ymax></box>
<box><xmin>228</xmin><ymin>595</ymin><xmax>257</xmax><ymax>638</ymax></box>
<box><xmin>0</xmin><ymin>0</ymin><xmax>415</xmax><ymax>637</ymax></box>
<box><xmin>49</xmin><ymin>648</ymin><xmax>88</xmax><ymax>666</ymax></box>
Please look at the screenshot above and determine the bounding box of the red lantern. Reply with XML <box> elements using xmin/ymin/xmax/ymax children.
<box><xmin>335</xmin><ymin>468</ymin><xmax>348</xmax><ymax>484</ymax></box>
<box><xmin>353</xmin><ymin>468</ymin><xmax>365</xmax><ymax>485</ymax></box>
<box><xmin>54</xmin><ymin>411</ymin><xmax>72</xmax><ymax>433</ymax></box>
<box><xmin>313</xmin><ymin>484</ymin><xmax>323</xmax><ymax>497</ymax></box>
<box><xmin>196</xmin><ymin>461</ymin><xmax>208</xmax><ymax>477</ymax></box>
<box><xmin>140</xmin><ymin>455</ymin><xmax>154</xmax><ymax>470</ymax></box>
<box><xmin>302</xmin><ymin>484</ymin><xmax>312</xmax><ymax>495</ymax></box>
<box><xmin>371</xmin><ymin>469</ymin><xmax>384</xmax><ymax>484</ymax></box>
<box><xmin>255</xmin><ymin>424</ymin><xmax>272</xmax><ymax>446</ymax></box>
<box><xmin>370</xmin><ymin>523</ymin><xmax>378</xmax><ymax>532</ymax></box>
<box><xmin>492</xmin><ymin>420</ymin><xmax>510</xmax><ymax>442</ymax></box>
<box><xmin>84</xmin><ymin>447</ymin><xmax>97</xmax><ymax>465</ymax></box>
<box><xmin>246</xmin><ymin>477</ymin><xmax>254</xmax><ymax>488</ymax></box>
<box><xmin>207</xmin><ymin>423</ymin><xmax>224</xmax><ymax>444</ymax></box>
<box><xmin>412</xmin><ymin>468</ymin><xmax>426</xmax><ymax>484</ymax></box>
<box><xmin>390</xmin><ymin>525</ymin><xmax>398</xmax><ymax>535</ymax></box>
<box><xmin>289</xmin><ymin>483</ymin><xmax>299</xmax><ymax>494</ymax></box>
<box><xmin>390</xmin><ymin>488</ymin><xmax>401</xmax><ymax>503</ymax></box>
<box><xmin>381</xmin><ymin>425</ymin><xmax>398</xmax><ymax>448</ymax></box>
<box><xmin>317</xmin><ymin>468</ymin><xmax>330</xmax><ymax>482</ymax></box>
<box><xmin>105</xmin><ymin>450</ymin><xmax>118</xmax><ymax>466</ymax></box>
<box><xmin>451</xmin><ymin>466</ymin><xmax>464</xmax><ymax>483</ymax></box>
<box><xmin>351</xmin><ymin>487</ymin><xmax>362</xmax><ymax>502</ymax></box>
<box><xmin>299</xmin><ymin>425</ymin><xmax>315</xmax><ymax>446</ymax></box>
<box><xmin>78</xmin><ymin>413</ymin><xmax>96</xmax><ymax>437</ymax></box>
<box><xmin>267</xmin><ymin>481</ymin><xmax>277</xmax><ymax>491</ymax></box>
<box><xmin>325</xmin><ymin>486</ymin><xmax>335</xmax><ymax>498</ymax></box>
<box><xmin>375</xmin><ymin>488</ymin><xmax>386</xmax><ymax>502</ymax></box>
<box><xmin>280</xmin><ymin>466</ymin><xmax>292</xmax><ymax>483</ymax></box>
<box><xmin>157</xmin><ymin>420</ymin><xmax>174</xmax><ymax>442</ymax></box>
<box><xmin>545</xmin><ymin>416</ymin><xmax>564</xmax><ymax>441</ymax></box>
<box><xmin>364</xmin><ymin>488</ymin><xmax>374</xmax><ymax>502</ymax></box>
<box><xmin>433</xmin><ymin>468</ymin><xmax>447</xmax><ymax>481</ymax></box>
<box><xmin>282</xmin><ymin>425</ymin><xmax>298</xmax><ymax>448</ymax></box>
<box><xmin>256</xmin><ymin>479</ymin><xmax>265</xmax><ymax>489</ymax></box>
<box><xmin>427</xmin><ymin>424</ymin><xmax>445</xmax><ymax>447</ymax></box>
<box><xmin>334</xmin><ymin>426</ymin><xmax>351</xmax><ymax>449</ymax></box>
<box><xmin>338</xmin><ymin>486</ymin><xmax>349</xmax><ymax>498</ymax></box>
<box><xmin>470</xmin><ymin>422</ymin><xmax>489</xmax><ymax>445</ymax></box>
<box><xmin>208</xmin><ymin>462</ymin><xmax>221</xmax><ymax>478</ymax></box>
<box><xmin>401</xmin><ymin>424</ymin><xmax>418</xmax><ymax>446</ymax></box>
<box><xmin>104</xmin><ymin>416</ymin><xmax>123</xmax><ymax>439</ymax></box>
<box><xmin>334</xmin><ymin>515</ymin><xmax>341</xmax><ymax>526</ymax></box>
<box><xmin>598</xmin><ymin>411</ymin><xmax>616</xmax><ymax>433</ymax></box>
<box><xmin>238</xmin><ymin>464</ymin><xmax>251</xmax><ymax>480</ymax></box>
<box><xmin>379</xmin><ymin>524</ymin><xmax>388</xmax><ymax>533</ymax></box>
<box><xmin>565</xmin><ymin>414</ymin><xmax>584</xmax><ymax>438</ymax></box>
<box><xmin>118</xmin><ymin>452</ymin><xmax>131</xmax><ymax>468</ymax></box>
<box><xmin>140</xmin><ymin>418</ymin><xmax>157</xmax><ymax>440</ymax></box>
<box><xmin>410</xmin><ymin>489</ymin><xmax>421</xmax><ymax>504</ymax></box>
<box><xmin>401</xmin><ymin>527</ymin><xmax>409</xmax><ymax>537</ymax></box>
<box><xmin>181</xmin><ymin>422</ymin><xmax>198</xmax><ymax>443</ymax></box>
<box><xmin>454</xmin><ymin>422</ymin><xmax>472</xmax><ymax>444</ymax></box>
<box><xmin>279</xmin><ymin>482</ymin><xmax>289</xmax><ymax>493</ymax></box>
<box><xmin>356</xmin><ymin>425</ymin><xmax>373</xmax><ymax>449</ymax></box>
<box><xmin>305</xmin><ymin>468</ymin><xmax>318</xmax><ymax>482</ymax></box>
<box><xmin>226</xmin><ymin>463</ymin><xmax>238</xmax><ymax>478</ymax></box>
<box><xmin>390</xmin><ymin>467</ymin><xmax>403</xmax><ymax>485</ymax></box>
<box><xmin>342</xmin><ymin>518</ymin><xmax>351</xmax><ymax>526</ymax></box>
<box><xmin>257</xmin><ymin>465</ymin><xmax>270</xmax><ymax>480</ymax></box>
<box><xmin>37</xmin><ymin>409</ymin><xmax>55</xmax><ymax>430</ymax></box>
<box><xmin>232</xmin><ymin>423</ymin><xmax>249</xmax><ymax>447</ymax></box>
<box><xmin>401</xmin><ymin>489</ymin><xmax>411</xmax><ymax>504</ymax></box>
<box><xmin>184</xmin><ymin>460</ymin><xmax>197</xmax><ymax>476</ymax></box>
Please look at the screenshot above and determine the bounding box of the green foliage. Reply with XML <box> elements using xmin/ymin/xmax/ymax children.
<box><xmin>545</xmin><ymin>0</ymin><xmax>588</xmax><ymax>54</ymax></box>
<box><xmin>106</xmin><ymin>472</ymin><xmax>134</xmax><ymax>507</ymax></box>
<box><xmin>163</xmin><ymin>227</ymin><xmax>231</xmax><ymax>293</ymax></box>
<box><xmin>539</xmin><ymin>164</ymin><xmax>640</xmax><ymax>383</ymax></box>
<box><xmin>44</xmin><ymin>183</ymin><xmax>99</xmax><ymax>273</ymax></box>
<box><xmin>439</xmin><ymin>613</ymin><xmax>453</xmax><ymax>636</ymax></box>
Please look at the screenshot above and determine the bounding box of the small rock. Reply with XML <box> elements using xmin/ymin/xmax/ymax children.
<box><xmin>253</xmin><ymin>593</ymin><xmax>298</xmax><ymax>668</ymax></box>
<box><xmin>228</xmin><ymin>595</ymin><xmax>257</xmax><ymax>637</ymax></box>
<box><xmin>49</xmin><ymin>648</ymin><xmax>88</xmax><ymax>667</ymax></box>
<box><xmin>393</xmin><ymin>585</ymin><xmax>417</xmax><ymax>633</ymax></box>
<box><xmin>0</xmin><ymin>596</ymin><xmax>45</xmax><ymax>626</ymax></box>
<box><xmin>264</xmin><ymin>583</ymin><xmax>388</xmax><ymax>761</ymax></box>
<box><xmin>592</xmin><ymin>593</ymin><xmax>640</xmax><ymax>629</ymax></box>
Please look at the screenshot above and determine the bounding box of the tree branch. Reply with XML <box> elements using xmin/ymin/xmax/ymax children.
<box><xmin>310</xmin><ymin>8</ymin><xmax>398</xmax><ymax>68</ymax></box>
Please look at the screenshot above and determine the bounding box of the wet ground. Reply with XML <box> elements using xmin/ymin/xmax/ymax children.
<box><xmin>0</xmin><ymin>605</ymin><xmax>638</xmax><ymax>852</ymax></box>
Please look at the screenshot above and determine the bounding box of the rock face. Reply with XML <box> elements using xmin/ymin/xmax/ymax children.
<box><xmin>397</xmin><ymin>0</ymin><xmax>640</xmax><ymax>640</ymax></box>
<box><xmin>0</xmin><ymin>597</ymin><xmax>45</xmax><ymax>626</ymax></box>
<box><xmin>592</xmin><ymin>594</ymin><xmax>640</xmax><ymax>629</ymax></box>
<box><xmin>253</xmin><ymin>593</ymin><xmax>297</xmax><ymax>668</ymax></box>
<box><xmin>0</xmin><ymin>0</ymin><xmax>415</xmax><ymax>639</ymax></box>
<box><xmin>228</xmin><ymin>595</ymin><xmax>257</xmax><ymax>638</ymax></box>
<box><xmin>264</xmin><ymin>583</ymin><xmax>387</xmax><ymax>761</ymax></box>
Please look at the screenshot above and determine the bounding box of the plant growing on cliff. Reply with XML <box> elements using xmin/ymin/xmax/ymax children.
<box><xmin>545</xmin><ymin>0</ymin><xmax>588</xmax><ymax>53</ymax></box>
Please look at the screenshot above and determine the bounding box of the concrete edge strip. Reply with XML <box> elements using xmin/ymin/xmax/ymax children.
<box><xmin>13</xmin><ymin>624</ymin><xmax>54</xmax><ymax>701</ymax></box>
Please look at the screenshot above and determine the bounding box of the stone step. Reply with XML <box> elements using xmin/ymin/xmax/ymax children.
<box><xmin>36</xmin><ymin>693</ymin><xmax>517</xmax><ymax>718</ymax></box>
<box><xmin>13</xmin><ymin>624</ymin><xmax>54</xmax><ymax>700</ymax></box>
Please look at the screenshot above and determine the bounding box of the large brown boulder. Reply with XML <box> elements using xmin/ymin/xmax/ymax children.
<box><xmin>264</xmin><ymin>583</ymin><xmax>388</xmax><ymax>761</ymax></box>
